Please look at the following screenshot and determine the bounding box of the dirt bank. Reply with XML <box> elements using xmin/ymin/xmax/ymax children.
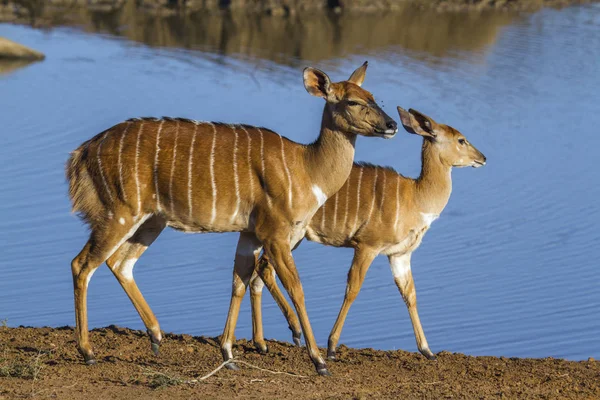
<box><xmin>0</xmin><ymin>0</ymin><xmax>596</xmax><ymax>26</ymax></box>
<box><xmin>0</xmin><ymin>325</ymin><xmax>598</xmax><ymax>399</ymax></box>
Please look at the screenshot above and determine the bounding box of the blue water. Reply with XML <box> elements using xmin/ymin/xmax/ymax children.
<box><xmin>1</xmin><ymin>4</ymin><xmax>599</xmax><ymax>361</ymax></box>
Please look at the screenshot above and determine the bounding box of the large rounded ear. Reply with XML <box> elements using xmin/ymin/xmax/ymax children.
<box><xmin>397</xmin><ymin>107</ymin><xmax>436</xmax><ymax>138</ymax></box>
<box><xmin>303</xmin><ymin>67</ymin><xmax>332</xmax><ymax>100</ymax></box>
<box><xmin>347</xmin><ymin>61</ymin><xmax>368</xmax><ymax>87</ymax></box>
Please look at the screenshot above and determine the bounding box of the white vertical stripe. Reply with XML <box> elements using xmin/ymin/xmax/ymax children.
<box><xmin>154</xmin><ymin>121</ymin><xmax>165</xmax><ymax>211</ymax></box>
<box><xmin>188</xmin><ymin>124</ymin><xmax>198</xmax><ymax>220</ymax></box>
<box><xmin>379</xmin><ymin>169</ymin><xmax>386</xmax><ymax>222</ymax></box>
<box><xmin>230</xmin><ymin>125</ymin><xmax>240</xmax><ymax>223</ymax></box>
<box><xmin>321</xmin><ymin>200</ymin><xmax>326</xmax><ymax>231</ymax></box>
<box><xmin>97</xmin><ymin>131</ymin><xmax>114</xmax><ymax>203</ymax></box>
<box><xmin>169</xmin><ymin>121</ymin><xmax>180</xmax><ymax>216</ymax></box>
<box><xmin>279</xmin><ymin>134</ymin><xmax>293</xmax><ymax>207</ymax></box>
<box><xmin>134</xmin><ymin>122</ymin><xmax>144</xmax><ymax>215</ymax></box>
<box><xmin>117</xmin><ymin>122</ymin><xmax>130</xmax><ymax>202</ymax></box>
<box><xmin>366</xmin><ymin>168</ymin><xmax>378</xmax><ymax>226</ymax></box>
<box><xmin>394</xmin><ymin>174</ymin><xmax>400</xmax><ymax>233</ymax></box>
<box><xmin>332</xmin><ymin>191</ymin><xmax>339</xmax><ymax>231</ymax></box>
<box><xmin>351</xmin><ymin>167</ymin><xmax>363</xmax><ymax>235</ymax></box>
<box><xmin>342</xmin><ymin>175</ymin><xmax>350</xmax><ymax>229</ymax></box>
<box><xmin>240</xmin><ymin>126</ymin><xmax>254</xmax><ymax>205</ymax></box>
<box><xmin>209</xmin><ymin>122</ymin><xmax>218</xmax><ymax>224</ymax></box>
<box><xmin>258</xmin><ymin>128</ymin><xmax>271</xmax><ymax>207</ymax></box>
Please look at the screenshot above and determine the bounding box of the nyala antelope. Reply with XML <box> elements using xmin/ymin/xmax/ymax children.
<box><xmin>245</xmin><ymin>107</ymin><xmax>486</xmax><ymax>361</ymax></box>
<box><xmin>66</xmin><ymin>62</ymin><xmax>398</xmax><ymax>375</ymax></box>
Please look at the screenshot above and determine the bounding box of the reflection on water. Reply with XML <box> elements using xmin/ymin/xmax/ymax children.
<box><xmin>0</xmin><ymin>58</ymin><xmax>40</xmax><ymax>75</ymax></box>
<box><xmin>10</xmin><ymin>2</ymin><xmax>517</xmax><ymax>65</ymax></box>
<box><xmin>1</xmin><ymin>5</ymin><xmax>599</xmax><ymax>361</ymax></box>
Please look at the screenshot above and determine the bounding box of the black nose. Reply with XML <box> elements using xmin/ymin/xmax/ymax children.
<box><xmin>482</xmin><ymin>155</ymin><xmax>487</xmax><ymax>162</ymax></box>
<box><xmin>386</xmin><ymin>120</ymin><xmax>397</xmax><ymax>131</ymax></box>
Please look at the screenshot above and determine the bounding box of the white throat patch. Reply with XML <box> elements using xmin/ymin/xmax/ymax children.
<box><xmin>420</xmin><ymin>212</ymin><xmax>439</xmax><ymax>228</ymax></box>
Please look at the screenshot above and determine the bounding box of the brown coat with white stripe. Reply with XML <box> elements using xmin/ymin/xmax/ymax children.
<box><xmin>248</xmin><ymin>107</ymin><xmax>486</xmax><ymax>360</ymax></box>
<box><xmin>66</xmin><ymin>62</ymin><xmax>398</xmax><ymax>375</ymax></box>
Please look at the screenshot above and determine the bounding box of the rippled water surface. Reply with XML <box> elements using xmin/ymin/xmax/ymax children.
<box><xmin>1</xmin><ymin>5</ymin><xmax>599</xmax><ymax>361</ymax></box>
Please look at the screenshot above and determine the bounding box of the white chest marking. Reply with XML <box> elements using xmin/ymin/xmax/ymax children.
<box><xmin>390</xmin><ymin>253</ymin><xmax>411</xmax><ymax>279</ymax></box>
<box><xmin>421</xmin><ymin>212</ymin><xmax>439</xmax><ymax>228</ymax></box>
<box><xmin>312</xmin><ymin>185</ymin><xmax>327</xmax><ymax>207</ymax></box>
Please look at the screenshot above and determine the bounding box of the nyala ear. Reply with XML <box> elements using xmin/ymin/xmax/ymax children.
<box><xmin>347</xmin><ymin>61</ymin><xmax>368</xmax><ymax>87</ymax></box>
<box><xmin>303</xmin><ymin>67</ymin><xmax>332</xmax><ymax>100</ymax></box>
<box><xmin>397</xmin><ymin>107</ymin><xmax>437</xmax><ymax>138</ymax></box>
<box><xmin>411</xmin><ymin>108</ymin><xmax>437</xmax><ymax>137</ymax></box>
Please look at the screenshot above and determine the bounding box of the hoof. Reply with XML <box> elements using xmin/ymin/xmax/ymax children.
<box><xmin>85</xmin><ymin>358</ymin><xmax>97</xmax><ymax>366</ymax></box>
<box><xmin>327</xmin><ymin>350</ymin><xmax>337</xmax><ymax>361</ymax></box>
<box><xmin>292</xmin><ymin>332</ymin><xmax>302</xmax><ymax>347</ymax></box>
<box><xmin>420</xmin><ymin>348</ymin><xmax>437</xmax><ymax>361</ymax></box>
<box><xmin>151</xmin><ymin>342</ymin><xmax>160</xmax><ymax>356</ymax></box>
<box><xmin>225</xmin><ymin>362</ymin><xmax>240</xmax><ymax>371</ymax></box>
<box><xmin>317</xmin><ymin>367</ymin><xmax>332</xmax><ymax>376</ymax></box>
<box><xmin>256</xmin><ymin>344</ymin><xmax>269</xmax><ymax>354</ymax></box>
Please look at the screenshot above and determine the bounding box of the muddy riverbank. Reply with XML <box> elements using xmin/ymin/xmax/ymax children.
<box><xmin>0</xmin><ymin>326</ymin><xmax>598</xmax><ymax>399</ymax></box>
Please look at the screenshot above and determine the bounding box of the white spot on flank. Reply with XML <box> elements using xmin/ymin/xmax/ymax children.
<box><xmin>312</xmin><ymin>185</ymin><xmax>327</xmax><ymax>207</ymax></box>
<box><xmin>119</xmin><ymin>217</ymin><xmax>125</xmax><ymax>225</ymax></box>
<box><xmin>209</xmin><ymin>123</ymin><xmax>218</xmax><ymax>224</ymax></box>
<box><xmin>390</xmin><ymin>253</ymin><xmax>411</xmax><ymax>279</ymax></box>
<box><xmin>105</xmin><ymin>214</ymin><xmax>152</xmax><ymax>262</ymax></box>
<box><xmin>119</xmin><ymin>258</ymin><xmax>138</xmax><ymax>281</ymax></box>
<box><xmin>421</xmin><ymin>212</ymin><xmax>439</xmax><ymax>227</ymax></box>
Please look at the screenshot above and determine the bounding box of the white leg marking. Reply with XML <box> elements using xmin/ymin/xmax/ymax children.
<box><xmin>240</xmin><ymin>126</ymin><xmax>254</xmax><ymax>205</ymax></box>
<box><xmin>351</xmin><ymin>167</ymin><xmax>363</xmax><ymax>235</ymax></box>
<box><xmin>279</xmin><ymin>134</ymin><xmax>293</xmax><ymax>207</ymax></box>
<box><xmin>223</xmin><ymin>342</ymin><xmax>233</xmax><ymax>359</ymax></box>
<box><xmin>258</xmin><ymin>128</ymin><xmax>271</xmax><ymax>207</ymax></box>
<box><xmin>390</xmin><ymin>253</ymin><xmax>411</xmax><ymax>279</ymax></box>
<box><xmin>119</xmin><ymin>217</ymin><xmax>125</xmax><ymax>225</ymax></box>
<box><xmin>366</xmin><ymin>168</ymin><xmax>378</xmax><ymax>226</ymax></box>
<box><xmin>135</xmin><ymin>122</ymin><xmax>144</xmax><ymax>215</ymax></box>
<box><xmin>97</xmin><ymin>131</ymin><xmax>115</xmax><ymax>203</ymax></box>
<box><xmin>209</xmin><ymin>122</ymin><xmax>218</xmax><ymax>224</ymax></box>
<box><xmin>118</xmin><ymin>122</ymin><xmax>131</xmax><ymax>202</ymax></box>
<box><xmin>188</xmin><ymin>124</ymin><xmax>198</xmax><ymax>220</ymax></box>
<box><xmin>379</xmin><ymin>169</ymin><xmax>386</xmax><ymax>222</ymax></box>
<box><xmin>230</xmin><ymin>125</ymin><xmax>240</xmax><ymax>223</ymax></box>
<box><xmin>85</xmin><ymin>267</ymin><xmax>96</xmax><ymax>286</ymax></box>
<box><xmin>251</xmin><ymin>275</ymin><xmax>265</xmax><ymax>292</ymax></box>
<box><xmin>154</xmin><ymin>121</ymin><xmax>165</xmax><ymax>212</ymax></box>
<box><xmin>332</xmin><ymin>191</ymin><xmax>339</xmax><ymax>231</ymax></box>
<box><xmin>394</xmin><ymin>174</ymin><xmax>400</xmax><ymax>233</ymax></box>
<box><xmin>169</xmin><ymin>121</ymin><xmax>180</xmax><ymax>216</ymax></box>
<box><xmin>119</xmin><ymin>257</ymin><xmax>138</xmax><ymax>281</ymax></box>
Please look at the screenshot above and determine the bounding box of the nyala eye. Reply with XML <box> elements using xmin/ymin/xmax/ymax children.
<box><xmin>458</xmin><ymin>138</ymin><xmax>466</xmax><ymax>145</ymax></box>
<box><xmin>347</xmin><ymin>100</ymin><xmax>360</xmax><ymax>106</ymax></box>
